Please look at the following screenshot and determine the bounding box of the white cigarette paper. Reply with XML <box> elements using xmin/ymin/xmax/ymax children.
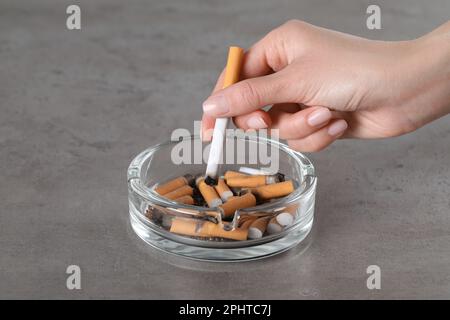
<box><xmin>239</xmin><ymin>167</ymin><xmax>277</xmax><ymax>176</ymax></box>
<box><xmin>205</xmin><ymin>118</ymin><xmax>228</xmax><ymax>179</ymax></box>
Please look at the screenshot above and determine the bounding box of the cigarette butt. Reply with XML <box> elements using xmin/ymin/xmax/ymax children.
<box><xmin>214</xmin><ymin>178</ymin><xmax>234</xmax><ymax>202</ymax></box>
<box><xmin>251</xmin><ymin>180</ymin><xmax>294</xmax><ymax>200</ymax></box>
<box><xmin>155</xmin><ymin>175</ymin><xmax>189</xmax><ymax>195</ymax></box>
<box><xmin>267</xmin><ymin>216</ymin><xmax>283</xmax><ymax>234</ymax></box>
<box><xmin>219</xmin><ymin>192</ymin><xmax>257</xmax><ymax>218</ymax></box>
<box><xmin>169</xmin><ymin>218</ymin><xmax>248</xmax><ymax>241</ymax></box>
<box><xmin>224</xmin><ymin>171</ymin><xmax>247</xmax><ymax>180</ymax></box>
<box><xmin>174</xmin><ymin>195</ymin><xmax>195</xmax><ymax>205</ymax></box>
<box><xmin>276</xmin><ymin>205</ymin><xmax>298</xmax><ymax>226</ymax></box>
<box><xmin>226</xmin><ymin>174</ymin><xmax>281</xmax><ymax>188</ymax></box>
<box><xmin>276</xmin><ymin>211</ymin><xmax>295</xmax><ymax>226</ymax></box>
<box><xmin>197</xmin><ymin>178</ymin><xmax>223</xmax><ymax>208</ymax></box>
<box><xmin>248</xmin><ymin>217</ymin><xmax>270</xmax><ymax>239</ymax></box>
<box><xmin>163</xmin><ymin>185</ymin><xmax>194</xmax><ymax>200</ymax></box>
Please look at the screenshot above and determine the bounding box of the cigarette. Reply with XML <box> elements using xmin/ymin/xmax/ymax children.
<box><xmin>169</xmin><ymin>217</ymin><xmax>248</xmax><ymax>241</ymax></box>
<box><xmin>163</xmin><ymin>185</ymin><xmax>194</xmax><ymax>200</ymax></box>
<box><xmin>219</xmin><ymin>192</ymin><xmax>257</xmax><ymax>219</ymax></box>
<box><xmin>248</xmin><ymin>217</ymin><xmax>270</xmax><ymax>239</ymax></box>
<box><xmin>154</xmin><ymin>174</ymin><xmax>193</xmax><ymax>195</ymax></box>
<box><xmin>214</xmin><ymin>178</ymin><xmax>234</xmax><ymax>202</ymax></box>
<box><xmin>226</xmin><ymin>174</ymin><xmax>281</xmax><ymax>188</ymax></box>
<box><xmin>266</xmin><ymin>216</ymin><xmax>283</xmax><ymax>234</ymax></box>
<box><xmin>238</xmin><ymin>167</ymin><xmax>277</xmax><ymax>176</ymax></box>
<box><xmin>224</xmin><ymin>170</ymin><xmax>247</xmax><ymax>180</ymax></box>
<box><xmin>276</xmin><ymin>205</ymin><xmax>298</xmax><ymax>226</ymax></box>
<box><xmin>251</xmin><ymin>180</ymin><xmax>294</xmax><ymax>201</ymax></box>
<box><xmin>174</xmin><ymin>195</ymin><xmax>195</xmax><ymax>205</ymax></box>
<box><xmin>204</xmin><ymin>47</ymin><xmax>244</xmax><ymax>181</ymax></box>
<box><xmin>197</xmin><ymin>177</ymin><xmax>223</xmax><ymax>208</ymax></box>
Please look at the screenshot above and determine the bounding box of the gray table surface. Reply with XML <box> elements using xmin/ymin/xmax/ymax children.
<box><xmin>1</xmin><ymin>0</ymin><xmax>449</xmax><ymax>299</ymax></box>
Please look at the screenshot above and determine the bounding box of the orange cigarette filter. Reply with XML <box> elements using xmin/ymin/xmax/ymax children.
<box><xmin>226</xmin><ymin>175</ymin><xmax>266</xmax><ymax>188</ymax></box>
<box><xmin>219</xmin><ymin>192</ymin><xmax>257</xmax><ymax>218</ymax></box>
<box><xmin>251</xmin><ymin>180</ymin><xmax>294</xmax><ymax>201</ymax></box>
<box><xmin>174</xmin><ymin>195</ymin><xmax>195</xmax><ymax>205</ymax></box>
<box><xmin>223</xmin><ymin>46</ymin><xmax>244</xmax><ymax>87</ymax></box>
<box><xmin>155</xmin><ymin>175</ymin><xmax>191</xmax><ymax>195</ymax></box>
<box><xmin>169</xmin><ymin>218</ymin><xmax>248</xmax><ymax>241</ymax></box>
<box><xmin>197</xmin><ymin>178</ymin><xmax>222</xmax><ymax>207</ymax></box>
<box><xmin>224</xmin><ymin>171</ymin><xmax>247</xmax><ymax>180</ymax></box>
<box><xmin>214</xmin><ymin>178</ymin><xmax>234</xmax><ymax>202</ymax></box>
<box><xmin>163</xmin><ymin>185</ymin><xmax>194</xmax><ymax>200</ymax></box>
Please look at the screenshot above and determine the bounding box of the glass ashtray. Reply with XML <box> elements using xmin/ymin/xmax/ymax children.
<box><xmin>127</xmin><ymin>134</ymin><xmax>316</xmax><ymax>261</ymax></box>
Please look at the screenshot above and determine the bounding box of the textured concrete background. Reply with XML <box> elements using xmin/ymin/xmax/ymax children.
<box><xmin>0</xmin><ymin>0</ymin><xmax>449</xmax><ymax>299</ymax></box>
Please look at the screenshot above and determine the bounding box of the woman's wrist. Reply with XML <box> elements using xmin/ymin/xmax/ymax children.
<box><xmin>388</xmin><ymin>27</ymin><xmax>450</xmax><ymax>129</ymax></box>
<box><xmin>417</xmin><ymin>27</ymin><xmax>450</xmax><ymax>117</ymax></box>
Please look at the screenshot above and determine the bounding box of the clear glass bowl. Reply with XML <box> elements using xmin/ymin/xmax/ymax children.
<box><xmin>127</xmin><ymin>134</ymin><xmax>316</xmax><ymax>261</ymax></box>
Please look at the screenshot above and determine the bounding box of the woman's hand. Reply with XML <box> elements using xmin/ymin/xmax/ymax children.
<box><xmin>201</xmin><ymin>20</ymin><xmax>450</xmax><ymax>151</ymax></box>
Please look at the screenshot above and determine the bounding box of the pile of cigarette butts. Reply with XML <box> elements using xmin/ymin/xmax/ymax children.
<box><xmin>147</xmin><ymin>167</ymin><xmax>298</xmax><ymax>241</ymax></box>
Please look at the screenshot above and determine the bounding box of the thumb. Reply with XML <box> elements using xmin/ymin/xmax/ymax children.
<box><xmin>202</xmin><ymin>70</ymin><xmax>293</xmax><ymax>118</ymax></box>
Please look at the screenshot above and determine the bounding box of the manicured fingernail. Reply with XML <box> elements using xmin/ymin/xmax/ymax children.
<box><xmin>328</xmin><ymin>120</ymin><xmax>348</xmax><ymax>136</ymax></box>
<box><xmin>307</xmin><ymin>108</ymin><xmax>332</xmax><ymax>127</ymax></box>
<box><xmin>247</xmin><ymin>116</ymin><xmax>268</xmax><ymax>129</ymax></box>
<box><xmin>202</xmin><ymin>95</ymin><xmax>229</xmax><ymax>116</ymax></box>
